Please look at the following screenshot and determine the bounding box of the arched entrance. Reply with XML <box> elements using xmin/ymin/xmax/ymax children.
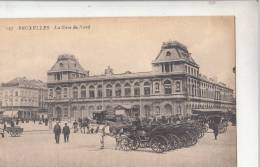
<box><xmin>55</xmin><ymin>107</ymin><xmax>62</xmax><ymax>120</ymax></box>
<box><xmin>132</xmin><ymin>105</ymin><xmax>140</xmax><ymax>117</ymax></box>
<box><xmin>144</xmin><ymin>105</ymin><xmax>151</xmax><ymax>118</ymax></box>
<box><xmin>164</xmin><ymin>104</ymin><xmax>173</xmax><ymax>116</ymax></box>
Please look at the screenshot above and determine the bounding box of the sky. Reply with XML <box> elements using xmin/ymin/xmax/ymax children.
<box><xmin>0</xmin><ymin>17</ymin><xmax>235</xmax><ymax>89</ymax></box>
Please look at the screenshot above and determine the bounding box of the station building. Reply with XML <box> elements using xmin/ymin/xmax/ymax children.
<box><xmin>46</xmin><ymin>41</ymin><xmax>235</xmax><ymax>121</ymax></box>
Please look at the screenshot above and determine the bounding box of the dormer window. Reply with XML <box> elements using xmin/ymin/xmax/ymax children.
<box><xmin>166</xmin><ymin>51</ymin><xmax>171</xmax><ymax>56</ymax></box>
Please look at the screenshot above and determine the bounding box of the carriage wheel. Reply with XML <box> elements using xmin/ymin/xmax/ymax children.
<box><xmin>10</xmin><ymin>131</ymin><xmax>15</xmax><ymax>137</ymax></box>
<box><xmin>130</xmin><ymin>138</ymin><xmax>140</xmax><ymax>150</ymax></box>
<box><xmin>150</xmin><ymin>135</ymin><xmax>168</xmax><ymax>153</ymax></box>
<box><xmin>120</xmin><ymin>137</ymin><xmax>131</xmax><ymax>151</ymax></box>
<box><xmin>167</xmin><ymin>134</ymin><xmax>179</xmax><ymax>150</ymax></box>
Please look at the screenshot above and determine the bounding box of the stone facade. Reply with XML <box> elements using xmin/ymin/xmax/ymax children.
<box><xmin>46</xmin><ymin>41</ymin><xmax>235</xmax><ymax>121</ymax></box>
<box><xmin>0</xmin><ymin>77</ymin><xmax>48</xmax><ymax>119</ymax></box>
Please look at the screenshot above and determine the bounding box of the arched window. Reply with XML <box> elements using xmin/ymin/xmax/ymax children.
<box><xmin>175</xmin><ymin>81</ymin><xmax>181</xmax><ymax>92</ymax></box>
<box><xmin>55</xmin><ymin>87</ymin><xmax>62</xmax><ymax>99</ymax></box>
<box><xmin>97</xmin><ymin>85</ymin><xmax>103</xmax><ymax>98</ymax></box>
<box><xmin>115</xmin><ymin>83</ymin><xmax>121</xmax><ymax>97</ymax></box>
<box><xmin>164</xmin><ymin>80</ymin><xmax>172</xmax><ymax>95</ymax></box>
<box><xmin>80</xmin><ymin>85</ymin><xmax>86</xmax><ymax>98</ymax></box>
<box><xmin>144</xmin><ymin>82</ymin><xmax>151</xmax><ymax>96</ymax></box>
<box><xmin>72</xmin><ymin>87</ymin><xmax>78</xmax><ymax>99</ymax></box>
<box><xmin>106</xmin><ymin>84</ymin><xmax>112</xmax><ymax>97</ymax></box>
<box><xmin>89</xmin><ymin>85</ymin><xmax>95</xmax><ymax>98</ymax></box>
<box><xmin>134</xmin><ymin>82</ymin><xmax>140</xmax><ymax>96</ymax></box>
<box><xmin>124</xmin><ymin>83</ymin><xmax>131</xmax><ymax>97</ymax></box>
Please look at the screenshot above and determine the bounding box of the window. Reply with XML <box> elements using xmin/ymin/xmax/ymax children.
<box><xmin>97</xmin><ymin>105</ymin><xmax>102</xmax><ymax>110</ymax></box>
<box><xmin>124</xmin><ymin>83</ymin><xmax>131</xmax><ymax>97</ymax></box>
<box><xmin>63</xmin><ymin>88</ymin><xmax>68</xmax><ymax>98</ymax></box>
<box><xmin>80</xmin><ymin>86</ymin><xmax>86</xmax><ymax>98</ymax></box>
<box><xmin>144</xmin><ymin>82</ymin><xmax>151</xmax><ymax>96</ymax></box>
<box><xmin>164</xmin><ymin>80</ymin><xmax>172</xmax><ymax>95</ymax></box>
<box><xmin>64</xmin><ymin>108</ymin><xmax>68</xmax><ymax>117</ymax></box>
<box><xmin>97</xmin><ymin>85</ymin><xmax>103</xmax><ymax>98</ymax></box>
<box><xmin>59</xmin><ymin>63</ymin><xmax>64</xmax><ymax>67</ymax></box>
<box><xmin>56</xmin><ymin>73</ymin><xmax>62</xmax><ymax>80</ymax></box>
<box><xmin>106</xmin><ymin>84</ymin><xmax>112</xmax><ymax>97</ymax></box>
<box><xmin>55</xmin><ymin>87</ymin><xmax>62</xmax><ymax>99</ymax></box>
<box><xmin>165</xmin><ymin>64</ymin><xmax>170</xmax><ymax>72</ymax></box>
<box><xmin>89</xmin><ymin>85</ymin><xmax>95</xmax><ymax>98</ymax></box>
<box><xmin>115</xmin><ymin>83</ymin><xmax>121</xmax><ymax>97</ymax></box>
<box><xmin>155</xmin><ymin>83</ymin><xmax>160</xmax><ymax>93</ymax></box>
<box><xmin>15</xmin><ymin>91</ymin><xmax>18</xmax><ymax>97</ymax></box>
<box><xmin>156</xmin><ymin>106</ymin><xmax>160</xmax><ymax>115</ymax></box>
<box><xmin>175</xmin><ymin>81</ymin><xmax>181</xmax><ymax>92</ymax></box>
<box><xmin>72</xmin><ymin>87</ymin><xmax>78</xmax><ymax>99</ymax></box>
<box><xmin>166</xmin><ymin>51</ymin><xmax>171</xmax><ymax>56</ymax></box>
<box><xmin>134</xmin><ymin>82</ymin><xmax>140</xmax><ymax>96</ymax></box>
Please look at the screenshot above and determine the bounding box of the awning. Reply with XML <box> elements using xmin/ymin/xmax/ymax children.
<box><xmin>114</xmin><ymin>104</ymin><xmax>132</xmax><ymax>110</ymax></box>
<box><xmin>3</xmin><ymin>110</ymin><xmax>19</xmax><ymax>117</ymax></box>
<box><xmin>192</xmin><ymin>109</ymin><xmax>227</xmax><ymax>115</ymax></box>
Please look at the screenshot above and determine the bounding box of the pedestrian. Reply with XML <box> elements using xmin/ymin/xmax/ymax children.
<box><xmin>53</xmin><ymin>122</ymin><xmax>61</xmax><ymax>144</ymax></box>
<box><xmin>73</xmin><ymin>120</ymin><xmax>78</xmax><ymax>133</ymax></box>
<box><xmin>213</xmin><ymin>123</ymin><xmax>219</xmax><ymax>140</ymax></box>
<box><xmin>10</xmin><ymin>120</ymin><xmax>15</xmax><ymax>127</ymax></box>
<box><xmin>62</xmin><ymin>123</ymin><xmax>70</xmax><ymax>143</ymax></box>
<box><xmin>4</xmin><ymin>122</ymin><xmax>6</xmax><ymax>130</ymax></box>
<box><xmin>49</xmin><ymin>119</ymin><xmax>53</xmax><ymax>131</ymax></box>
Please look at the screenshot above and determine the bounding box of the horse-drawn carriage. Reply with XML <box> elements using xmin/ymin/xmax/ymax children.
<box><xmin>192</xmin><ymin>109</ymin><xmax>230</xmax><ymax>134</ymax></box>
<box><xmin>5</xmin><ymin>126</ymin><xmax>23</xmax><ymax>137</ymax></box>
<box><xmin>116</xmin><ymin>120</ymin><xmax>206</xmax><ymax>153</ymax></box>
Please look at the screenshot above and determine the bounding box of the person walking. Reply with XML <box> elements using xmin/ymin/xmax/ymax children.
<box><xmin>213</xmin><ymin>123</ymin><xmax>219</xmax><ymax>140</ymax></box>
<box><xmin>62</xmin><ymin>123</ymin><xmax>70</xmax><ymax>143</ymax></box>
<box><xmin>53</xmin><ymin>122</ymin><xmax>61</xmax><ymax>144</ymax></box>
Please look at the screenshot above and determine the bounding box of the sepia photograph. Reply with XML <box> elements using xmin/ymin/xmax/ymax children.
<box><xmin>0</xmin><ymin>16</ymin><xmax>236</xmax><ymax>167</ymax></box>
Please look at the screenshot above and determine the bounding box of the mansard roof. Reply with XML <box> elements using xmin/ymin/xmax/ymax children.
<box><xmin>152</xmin><ymin>41</ymin><xmax>198</xmax><ymax>67</ymax></box>
<box><xmin>48</xmin><ymin>54</ymin><xmax>87</xmax><ymax>74</ymax></box>
<box><xmin>1</xmin><ymin>77</ymin><xmax>46</xmax><ymax>89</ymax></box>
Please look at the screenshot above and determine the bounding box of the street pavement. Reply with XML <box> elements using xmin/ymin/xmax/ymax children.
<box><xmin>0</xmin><ymin>122</ymin><xmax>236</xmax><ymax>167</ymax></box>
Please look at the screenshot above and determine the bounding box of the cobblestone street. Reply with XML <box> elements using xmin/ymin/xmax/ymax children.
<box><xmin>0</xmin><ymin>123</ymin><xmax>236</xmax><ymax>167</ymax></box>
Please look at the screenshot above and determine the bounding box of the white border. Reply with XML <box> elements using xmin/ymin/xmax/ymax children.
<box><xmin>0</xmin><ymin>1</ymin><xmax>258</xmax><ymax>167</ymax></box>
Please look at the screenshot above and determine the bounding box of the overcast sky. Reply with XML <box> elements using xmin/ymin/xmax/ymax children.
<box><xmin>0</xmin><ymin>17</ymin><xmax>235</xmax><ymax>89</ymax></box>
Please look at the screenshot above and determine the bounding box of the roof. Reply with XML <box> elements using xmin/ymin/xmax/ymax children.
<box><xmin>48</xmin><ymin>54</ymin><xmax>87</xmax><ymax>74</ymax></box>
<box><xmin>153</xmin><ymin>41</ymin><xmax>198</xmax><ymax>66</ymax></box>
<box><xmin>1</xmin><ymin>77</ymin><xmax>46</xmax><ymax>89</ymax></box>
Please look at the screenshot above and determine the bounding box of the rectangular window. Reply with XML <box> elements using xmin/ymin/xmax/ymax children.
<box><xmin>63</xmin><ymin>88</ymin><xmax>68</xmax><ymax>98</ymax></box>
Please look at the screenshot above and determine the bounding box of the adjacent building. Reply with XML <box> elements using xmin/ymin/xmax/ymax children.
<box><xmin>0</xmin><ymin>77</ymin><xmax>48</xmax><ymax>119</ymax></box>
<box><xmin>46</xmin><ymin>41</ymin><xmax>235</xmax><ymax>121</ymax></box>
